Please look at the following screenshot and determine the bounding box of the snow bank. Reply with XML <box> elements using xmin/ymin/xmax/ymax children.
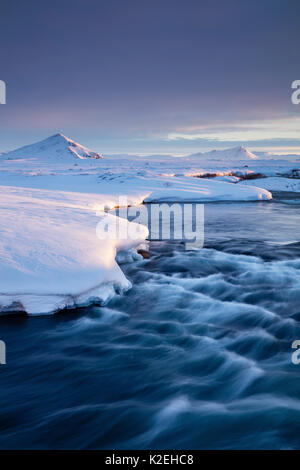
<box><xmin>0</xmin><ymin>180</ymin><xmax>270</xmax><ymax>316</ymax></box>
<box><xmin>144</xmin><ymin>178</ymin><xmax>272</xmax><ymax>202</ymax></box>
<box><xmin>0</xmin><ymin>186</ymin><xmax>148</xmax><ymax>315</ymax></box>
<box><xmin>239</xmin><ymin>177</ymin><xmax>300</xmax><ymax>193</ymax></box>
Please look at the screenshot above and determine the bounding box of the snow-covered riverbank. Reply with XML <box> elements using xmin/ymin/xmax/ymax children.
<box><xmin>1</xmin><ymin>133</ymin><xmax>299</xmax><ymax>315</ymax></box>
<box><xmin>0</xmin><ymin>185</ymin><xmax>148</xmax><ymax>315</ymax></box>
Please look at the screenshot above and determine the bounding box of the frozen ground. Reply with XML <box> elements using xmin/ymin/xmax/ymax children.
<box><xmin>239</xmin><ymin>177</ymin><xmax>300</xmax><ymax>193</ymax></box>
<box><xmin>0</xmin><ymin>134</ymin><xmax>299</xmax><ymax>315</ymax></box>
<box><xmin>0</xmin><ymin>185</ymin><xmax>148</xmax><ymax>315</ymax></box>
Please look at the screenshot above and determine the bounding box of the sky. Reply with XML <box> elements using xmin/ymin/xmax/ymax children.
<box><xmin>0</xmin><ymin>0</ymin><xmax>300</xmax><ymax>154</ymax></box>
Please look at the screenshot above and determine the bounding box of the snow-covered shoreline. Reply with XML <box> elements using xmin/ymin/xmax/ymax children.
<box><xmin>0</xmin><ymin>185</ymin><xmax>148</xmax><ymax>315</ymax></box>
<box><xmin>1</xmin><ymin>134</ymin><xmax>299</xmax><ymax>315</ymax></box>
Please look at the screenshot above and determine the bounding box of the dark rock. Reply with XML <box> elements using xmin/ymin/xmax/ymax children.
<box><xmin>137</xmin><ymin>249</ymin><xmax>150</xmax><ymax>259</ymax></box>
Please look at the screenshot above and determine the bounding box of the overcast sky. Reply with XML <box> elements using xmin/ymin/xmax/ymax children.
<box><xmin>0</xmin><ymin>0</ymin><xmax>300</xmax><ymax>154</ymax></box>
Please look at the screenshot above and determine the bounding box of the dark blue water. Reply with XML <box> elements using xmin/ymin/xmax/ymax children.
<box><xmin>1</xmin><ymin>201</ymin><xmax>300</xmax><ymax>449</ymax></box>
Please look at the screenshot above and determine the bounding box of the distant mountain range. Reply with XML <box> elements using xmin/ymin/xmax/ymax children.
<box><xmin>188</xmin><ymin>145</ymin><xmax>259</xmax><ymax>160</ymax></box>
<box><xmin>1</xmin><ymin>134</ymin><xmax>300</xmax><ymax>162</ymax></box>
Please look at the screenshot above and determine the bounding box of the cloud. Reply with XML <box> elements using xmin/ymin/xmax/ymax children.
<box><xmin>167</xmin><ymin>116</ymin><xmax>300</xmax><ymax>142</ymax></box>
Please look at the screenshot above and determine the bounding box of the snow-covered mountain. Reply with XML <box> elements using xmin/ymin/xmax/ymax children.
<box><xmin>3</xmin><ymin>133</ymin><xmax>103</xmax><ymax>161</ymax></box>
<box><xmin>189</xmin><ymin>145</ymin><xmax>259</xmax><ymax>160</ymax></box>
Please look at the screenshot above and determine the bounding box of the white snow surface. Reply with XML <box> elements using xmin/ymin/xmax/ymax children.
<box><xmin>239</xmin><ymin>177</ymin><xmax>300</xmax><ymax>193</ymax></box>
<box><xmin>1</xmin><ymin>134</ymin><xmax>300</xmax><ymax>315</ymax></box>
<box><xmin>0</xmin><ymin>185</ymin><xmax>148</xmax><ymax>315</ymax></box>
<box><xmin>143</xmin><ymin>180</ymin><xmax>270</xmax><ymax>202</ymax></box>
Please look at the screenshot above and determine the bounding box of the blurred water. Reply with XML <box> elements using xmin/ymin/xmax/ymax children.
<box><xmin>0</xmin><ymin>201</ymin><xmax>300</xmax><ymax>449</ymax></box>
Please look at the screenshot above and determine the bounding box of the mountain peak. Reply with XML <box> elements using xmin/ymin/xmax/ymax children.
<box><xmin>4</xmin><ymin>133</ymin><xmax>103</xmax><ymax>161</ymax></box>
<box><xmin>233</xmin><ymin>145</ymin><xmax>246</xmax><ymax>151</ymax></box>
<box><xmin>189</xmin><ymin>145</ymin><xmax>259</xmax><ymax>160</ymax></box>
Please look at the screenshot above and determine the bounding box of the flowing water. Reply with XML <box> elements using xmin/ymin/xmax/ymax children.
<box><xmin>0</xmin><ymin>200</ymin><xmax>300</xmax><ymax>449</ymax></box>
